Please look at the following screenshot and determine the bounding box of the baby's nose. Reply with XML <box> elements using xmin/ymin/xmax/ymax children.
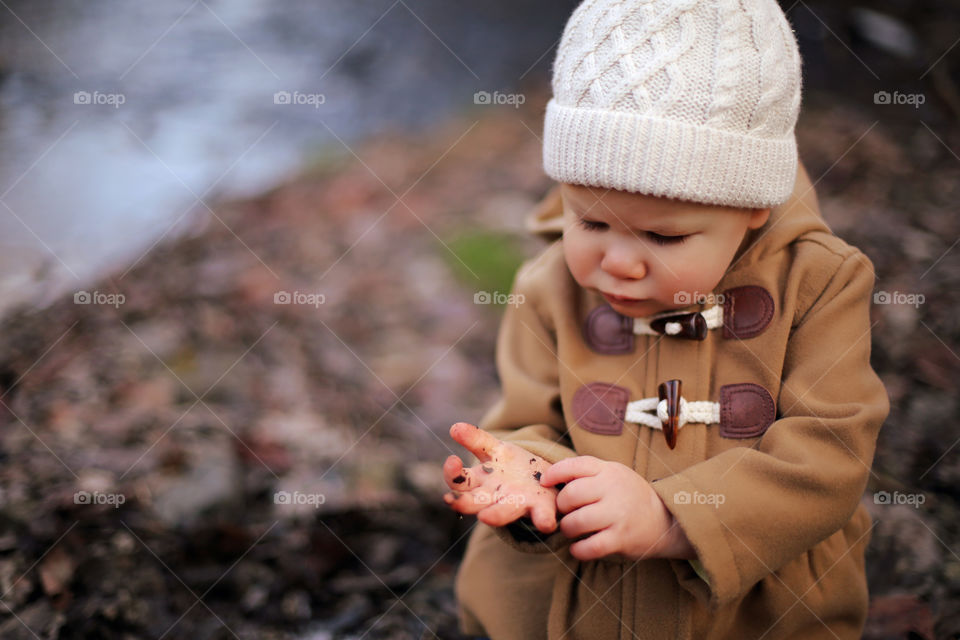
<box><xmin>600</xmin><ymin>246</ymin><xmax>646</xmax><ymax>280</ymax></box>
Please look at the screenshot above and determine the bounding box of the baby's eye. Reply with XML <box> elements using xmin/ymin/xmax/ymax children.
<box><xmin>578</xmin><ymin>218</ymin><xmax>608</xmax><ymax>232</ymax></box>
<box><xmin>647</xmin><ymin>232</ymin><xmax>688</xmax><ymax>246</ymax></box>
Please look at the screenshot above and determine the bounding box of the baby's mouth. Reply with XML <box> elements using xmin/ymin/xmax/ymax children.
<box><xmin>602</xmin><ymin>292</ymin><xmax>645</xmax><ymax>304</ymax></box>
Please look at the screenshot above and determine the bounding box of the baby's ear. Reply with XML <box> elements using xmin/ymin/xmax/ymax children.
<box><xmin>747</xmin><ymin>207</ymin><xmax>771</xmax><ymax>229</ymax></box>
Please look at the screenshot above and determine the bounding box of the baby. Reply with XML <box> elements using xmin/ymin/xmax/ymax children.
<box><xmin>442</xmin><ymin>1</ymin><xmax>889</xmax><ymax>639</ymax></box>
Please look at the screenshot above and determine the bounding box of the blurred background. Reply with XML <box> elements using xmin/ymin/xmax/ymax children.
<box><xmin>0</xmin><ymin>0</ymin><xmax>957</xmax><ymax>638</ymax></box>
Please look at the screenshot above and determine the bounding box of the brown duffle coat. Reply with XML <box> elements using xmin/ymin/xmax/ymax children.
<box><xmin>454</xmin><ymin>162</ymin><xmax>890</xmax><ymax>640</ymax></box>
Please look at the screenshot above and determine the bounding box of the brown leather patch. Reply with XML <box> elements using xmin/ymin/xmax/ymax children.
<box><xmin>722</xmin><ymin>286</ymin><xmax>774</xmax><ymax>339</ymax></box>
<box><xmin>572</xmin><ymin>382</ymin><xmax>628</xmax><ymax>435</ymax></box>
<box><xmin>719</xmin><ymin>383</ymin><xmax>775</xmax><ymax>438</ymax></box>
<box><xmin>583</xmin><ymin>305</ymin><xmax>634</xmax><ymax>354</ymax></box>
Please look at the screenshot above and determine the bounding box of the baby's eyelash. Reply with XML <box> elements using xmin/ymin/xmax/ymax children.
<box><xmin>578</xmin><ymin>218</ymin><xmax>689</xmax><ymax>245</ymax></box>
<box><xmin>647</xmin><ymin>232</ymin><xmax>688</xmax><ymax>246</ymax></box>
<box><xmin>578</xmin><ymin>219</ymin><xmax>608</xmax><ymax>231</ymax></box>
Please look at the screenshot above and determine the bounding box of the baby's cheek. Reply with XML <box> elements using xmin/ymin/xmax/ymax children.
<box><xmin>563</xmin><ymin>235</ymin><xmax>596</xmax><ymax>288</ymax></box>
<box><xmin>668</xmin><ymin>260</ymin><xmax>721</xmax><ymax>300</ymax></box>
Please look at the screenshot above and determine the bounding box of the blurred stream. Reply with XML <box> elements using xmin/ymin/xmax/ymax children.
<box><xmin>0</xmin><ymin>0</ymin><xmax>577</xmax><ymax>316</ymax></box>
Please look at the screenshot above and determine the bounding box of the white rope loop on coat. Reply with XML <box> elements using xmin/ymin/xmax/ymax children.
<box><xmin>633</xmin><ymin>305</ymin><xmax>723</xmax><ymax>336</ymax></box>
<box><xmin>624</xmin><ymin>395</ymin><xmax>721</xmax><ymax>430</ymax></box>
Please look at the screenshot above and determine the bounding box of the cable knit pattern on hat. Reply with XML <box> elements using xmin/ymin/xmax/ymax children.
<box><xmin>544</xmin><ymin>0</ymin><xmax>803</xmax><ymax>208</ymax></box>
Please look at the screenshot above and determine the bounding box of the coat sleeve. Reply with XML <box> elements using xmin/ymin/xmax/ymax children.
<box><xmin>474</xmin><ymin>256</ymin><xmax>580</xmax><ymax>553</ymax></box>
<box><xmin>651</xmin><ymin>248</ymin><xmax>889</xmax><ymax>611</ymax></box>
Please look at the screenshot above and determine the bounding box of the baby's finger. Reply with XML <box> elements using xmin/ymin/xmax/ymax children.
<box><xmin>449</xmin><ymin>422</ymin><xmax>499</xmax><ymax>462</ymax></box>
<box><xmin>555</xmin><ymin>477</ymin><xmax>602</xmax><ymax>515</ymax></box>
<box><xmin>443</xmin><ymin>455</ymin><xmax>478</xmax><ymax>490</ymax></box>
<box><xmin>540</xmin><ymin>455</ymin><xmax>602</xmax><ymax>487</ymax></box>
<box><xmin>558</xmin><ymin>502</ymin><xmax>606</xmax><ymax>539</ymax></box>
<box><xmin>569</xmin><ymin>529</ymin><xmax>615</xmax><ymax>562</ymax></box>
<box><xmin>529</xmin><ymin>500</ymin><xmax>558</xmax><ymax>534</ymax></box>
<box><xmin>444</xmin><ymin>490</ymin><xmax>489</xmax><ymax>515</ymax></box>
<box><xmin>476</xmin><ymin>501</ymin><xmax>524</xmax><ymax>528</ymax></box>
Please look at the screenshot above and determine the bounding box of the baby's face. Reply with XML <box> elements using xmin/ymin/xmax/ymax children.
<box><xmin>560</xmin><ymin>183</ymin><xmax>770</xmax><ymax>319</ymax></box>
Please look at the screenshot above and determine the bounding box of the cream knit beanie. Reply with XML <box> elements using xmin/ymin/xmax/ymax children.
<box><xmin>543</xmin><ymin>0</ymin><xmax>803</xmax><ymax>209</ymax></box>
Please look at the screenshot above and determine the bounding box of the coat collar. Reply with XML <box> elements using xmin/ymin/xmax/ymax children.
<box><xmin>725</xmin><ymin>161</ymin><xmax>831</xmax><ymax>275</ymax></box>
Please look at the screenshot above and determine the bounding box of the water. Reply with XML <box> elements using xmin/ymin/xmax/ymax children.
<box><xmin>0</xmin><ymin>0</ymin><xmax>577</xmax><ymax>315</ymax></box>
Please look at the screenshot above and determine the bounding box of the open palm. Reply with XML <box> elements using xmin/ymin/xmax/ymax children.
<box><xmin>442</xmin><ymin>422</ymin><xmax>559</xmax><ymax>533</ymax></box>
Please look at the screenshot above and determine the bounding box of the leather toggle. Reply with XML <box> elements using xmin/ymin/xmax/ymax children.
<box><xmin>582</xmin><ymin>284</ymin><xmax>774</xmax><ymax>354</ymax></box>
<box><xmin>583</xmin><ymin>306</ymin><xmax>711</xmax><ymax>354</ymax></box>
<box><xmin>571</xmin><ymin>380</ymin><xmax>777</xmax><ymax>445</ymax></box>
<box><xmin>658</xmin><ymin>379</ymin><xmax>681</xmax><ymax>449</ymax></box>
<box><xmin>650</xmin><ymin>313</ymin><xmax>707</xmax><ymax>341</ymax></box>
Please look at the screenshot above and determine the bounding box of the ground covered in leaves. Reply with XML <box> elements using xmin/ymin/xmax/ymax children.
<box><xmin>1</xmin><ymin>79</ymin><xmax>959</xmax><ymax>639</ymax></box>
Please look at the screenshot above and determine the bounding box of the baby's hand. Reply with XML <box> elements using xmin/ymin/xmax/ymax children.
<box><xmin>541</xmin><ymin>456</ymin><xmax>695</xmax><ymax>562</ymax></box>
<box><xmin>442</xmin><ymin>422</ymin><xmax>559</xmax><ymax>533</ymax></box>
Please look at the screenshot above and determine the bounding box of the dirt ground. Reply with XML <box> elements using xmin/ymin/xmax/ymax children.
<box><xmin>1</xmin><ymin>56</ymin><xmax>959</xmax><ymax>640</ymax></box>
